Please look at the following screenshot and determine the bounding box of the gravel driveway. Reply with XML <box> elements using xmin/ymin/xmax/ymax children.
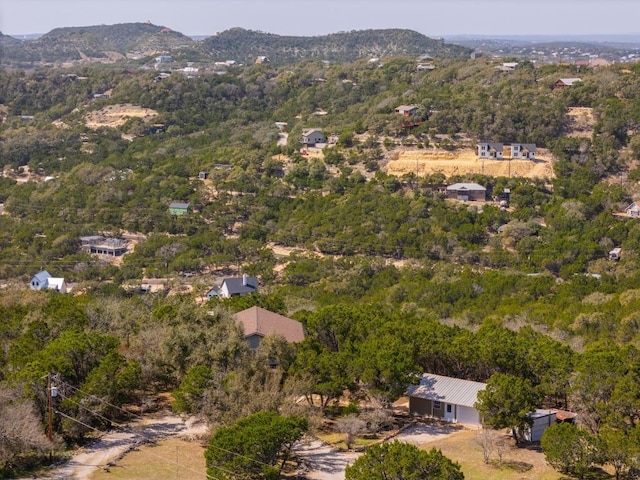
<box><xmin>295</xmin><ymin>421</ymin><xmax>461</xmax><ymax>480</ymax></box>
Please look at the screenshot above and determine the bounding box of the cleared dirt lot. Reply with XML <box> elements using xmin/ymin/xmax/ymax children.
<box><xmin>85</xmin><ymin>104</ymin><xmax>158</xmax><ymax>129</ymax></box>
<box><xmin>385</xmin><ymin>148</ymin><xmax>555</xmax><ymax>179</ymax></box>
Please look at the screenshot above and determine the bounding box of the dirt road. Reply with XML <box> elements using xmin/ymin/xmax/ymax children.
<box><xmin>36</xmin><ymin>413</ymin><xmax>206</xmax><ymax>480</ymax></box>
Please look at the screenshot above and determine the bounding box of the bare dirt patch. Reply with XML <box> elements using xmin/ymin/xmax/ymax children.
<box><xmin>34</xmin><ymin>412</ymin><xmax>207</xmax><ymax>480</ymax></box>
<box><xmin>567</xmin><ymin>106</ymin><xmax>595</xmax><ymax>138</ymax></box>
<box><xmin>85</xmin><ymin>104</ymin><xmax>158</xmax><ymax>129</ymax></box>
<box><xmin>384</xmin><ymin>148</ymin><xmax>555</xmax><ymax>179</ymax></box>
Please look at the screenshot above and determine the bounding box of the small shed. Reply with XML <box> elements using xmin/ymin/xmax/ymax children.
<box><xmin>524</xmin><ymin>409</ymin><xmax>577</xmax><ymax>442</ymax></box>
<box><xmin>609</xmin><ymin>247</ymin><xmax>622</xmax><ymax>261</ymax></box>
<box><xmin>169</xmin><ymin>202</ymin><xmax>190</xmax><ymax>216</ymax></box>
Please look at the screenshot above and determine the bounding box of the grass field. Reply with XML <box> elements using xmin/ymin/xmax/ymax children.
<box><xmin>88</xmin><ymin>438</ymin><xmax>207</xmax><ymax>480</ymax></box>
<box><xmin>424</xmin><ymin>430</ymin><xmax>564</xmax><ymax>480</ymax></box>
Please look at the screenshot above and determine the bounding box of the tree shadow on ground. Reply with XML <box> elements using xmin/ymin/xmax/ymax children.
<box><xmin>497</xmin><ymin>460</ymin><xmax>533</xmax><ymax>472</ymax></box>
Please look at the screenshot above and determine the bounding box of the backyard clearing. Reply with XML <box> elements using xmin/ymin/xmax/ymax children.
<box><xmin>424</xmin><ymin>429</ymin><xmax>564</xmax><ymax>480</ymax></box>
<box><xmin>385</xmin><ymin>148</ymin><xmax>555</xmax><ymax>179</ymax></box>
<box><xmin>85</xmin><ymin>103</ymin><xmax>158</xmax><ymax>129</ymax></box>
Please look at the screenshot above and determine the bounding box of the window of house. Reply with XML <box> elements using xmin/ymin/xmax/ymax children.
<box><xmin>434</xmin><ymin>401</ymin><xmax>441</xmax><ymax>409</ymax></box>
<box><xmin>447</xmin><ymin>404</ymin><xmax>452</xmax><ymax>413</ymax></box>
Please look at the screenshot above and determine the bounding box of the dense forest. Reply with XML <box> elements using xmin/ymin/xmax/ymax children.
<box><xmin>2</xmin><ymin>50</ymin><xmax>640</xmax><ymax>478</ymax></box>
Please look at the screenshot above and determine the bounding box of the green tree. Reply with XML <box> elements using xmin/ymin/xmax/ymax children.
<box><xmin>205</xmin><ymin>410</ymin><xmax>307</xmax><ymax>480</ymax></box>
<box><xmin>345</xmin><ymin>441</ymin><xmax>464</xmax><ymax>480</ymax></box>
<box><xmin>475</xmin><ymin>373</ymin><xmax>541</xmax><ymax>445</ymax></box>
<box><xmin>599</xmin><ymin>427</ymin><xmax>640</xmax><ymax>480</ymax></box>
<box><xmin>541</xmin><ymin>422</ymin><xmax>600</xmax><ymax>479</ymax></box>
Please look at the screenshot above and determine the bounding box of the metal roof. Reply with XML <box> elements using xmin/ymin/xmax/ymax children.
<box><xmin>446</xmin><ymin>183</ymin><xmax>486</xmax><ymax>191</ymax></box>
<box><xmin>407</xmin><ymin>373</ymin><xmax>487</xmax><ymax>408</ymax></box>
<box><xmin>169</xmin><ymin>202</ymin><xmax>189</xmax><ymax>209</ymax></box>
<box><xmin>221</xmin><ymin>275</ymin><xmax>258</xmax><ymax>295</ymax></box>
<box><xmin>558</xmin><ymin>78</ymin><xmax>582</xmax><ymax>85</ymax></box>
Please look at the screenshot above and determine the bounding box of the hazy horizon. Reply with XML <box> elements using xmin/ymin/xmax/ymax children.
<box><xmin>3</xmin><ymin>0</ymin><xmax>640</xmax><ymax>38</ymax></box>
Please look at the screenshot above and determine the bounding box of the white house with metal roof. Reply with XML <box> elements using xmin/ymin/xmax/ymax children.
<box><xmin>407</xmin><ymin>373</ymin><xmax>487</xmax><ymax>426</ymax></box>
<box><xmin>29</xmin><ymin>270</ymin><xmax>68</xmax><ymax>293</ymax></box>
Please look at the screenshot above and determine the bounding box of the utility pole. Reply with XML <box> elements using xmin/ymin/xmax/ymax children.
<box><xmin>47</xmin><ymin>374</ymin><xmax>58</xmax><ymax>442</ymax></box>
<box><xmin>47</xmin><ymin>374</ymin><xmax>53</xmax><ymax>442</ymax></box>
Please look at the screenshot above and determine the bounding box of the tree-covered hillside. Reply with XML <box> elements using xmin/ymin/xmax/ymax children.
<box><xmin>201</xmin><ymin>28</ymin><xmax>472</xmax><ymax>64</ymax></box>
<box><xmin>3</xmin><ymin>53</ymin><xmax>640</xmax><ymax>477</ymax></box>
<box><xmin>0</xmin><ymin>24</ymin><xmax>471</xmax><ymax>66</ymax></box>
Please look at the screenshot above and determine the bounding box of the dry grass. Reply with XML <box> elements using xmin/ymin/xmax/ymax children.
<box><xmin>88</xmin><ymin>438</ymin><xmax>207</xmax><ymax>480</ymax></box>
<box><xmin>315</xmin><ymin>432</ymin><xmax>380</xmax><ymax>451</ymax></box>
<box><xmin>422</xmin><ymin>430</ymin><xmax>564</xmax><ymax>480</ymax></box>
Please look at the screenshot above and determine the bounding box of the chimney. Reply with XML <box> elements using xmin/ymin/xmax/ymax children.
<box><xmin>243</xmin><ymin>273</ymin><xmax>248</xmax><ymax>286</ymax></box>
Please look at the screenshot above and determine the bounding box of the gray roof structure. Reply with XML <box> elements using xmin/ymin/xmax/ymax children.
<box><xmin>211</xmin><ymin>275</ymin><xmax>258</xmax><ymax>296</ymax></box>
<box><xmin>446</xmin><ymin>183</ymin><xmax>486</xmax><ymax>192</ymax></box>
<box><xmin>558</xmin><ymin>77</ymin><xmax>582</xmax><ymax>86</ymax></box>
<box><xmin>407</xmin><ymin>373</ymin><xmax>487</xmax><ymax>408</ymax></box>
<box><xmin>33</xmin><ymin>270</ymin><xmax>52</xmax><ymax>283</ymax></box>
<box><xmin>169</xmin><ymin>202</ymin><xmax>190</xmax><ymax>209</ymax></box>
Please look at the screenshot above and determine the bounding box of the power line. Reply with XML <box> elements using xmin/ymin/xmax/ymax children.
<box><xmin>51</xmin><ymin>393</ymin><xmax>218</xmax><ymax>480</ymax></box>
<box><xmin>57</xmin><ymin>379</ymin><xmax>287</xmax><ymax>474</ymax></box>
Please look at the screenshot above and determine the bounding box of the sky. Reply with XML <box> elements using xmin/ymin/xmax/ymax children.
<box><xmin>2</xmin><ymin>0</ymin><xmax>640</xmax><ymax>38</ymax></box>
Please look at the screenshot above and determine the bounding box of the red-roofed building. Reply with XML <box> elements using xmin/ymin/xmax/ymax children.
<box><xmin>233</xmin><ymin>306</ymin><xmax>305</xmax><ymax>349</ymax></box>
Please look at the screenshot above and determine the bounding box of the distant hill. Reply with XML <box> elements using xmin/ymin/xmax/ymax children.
<box><xmin>202</xmin><ymin>28</ymin><xmax>472</xmax><ymax>64</ymax></box>
<box><xmin>0</xmin><ymin>24</ymin><xmax>472</xmax><ymax>66</ymax></box>
<box><xmin>0</xmin><ymin>31</ymin><xmax>24</xmax><ymax>53</ymax></box>
<box><xmin>1</xmin><ymin>23</ymin><xmax>196</xmax><ymax>64</ymax></box>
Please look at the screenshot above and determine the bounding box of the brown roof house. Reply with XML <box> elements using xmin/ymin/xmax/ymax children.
<box><xmin>554</xmin><ymin>78</ymin><xmax>582</xmax><ymax>89</ymax></box>
<box><xmin>407</xmin><ymin>373</ymin><xmax>487</xmax><ymax>427</ymax></box>
<box><xmin>233</xmin><ymin>306</ymin><xmax>305</xmax><ymax>350</ymax></box>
